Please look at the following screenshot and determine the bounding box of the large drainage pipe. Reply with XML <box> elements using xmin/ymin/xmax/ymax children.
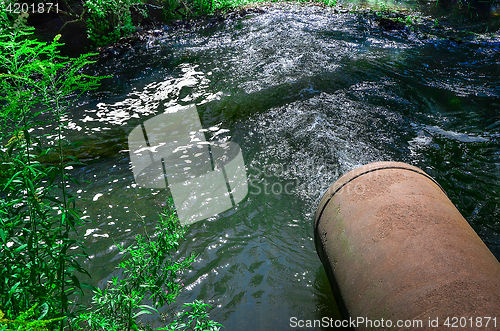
<box><xmin>314</xmin><ymin>162</ymin><xmax>500</xmax><ymax>330</ymax></box>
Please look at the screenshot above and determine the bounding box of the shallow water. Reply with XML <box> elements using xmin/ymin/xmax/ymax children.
<box><xmin>49</xmin><ymin>3</ymin><xmax>499</xmax><ymax>329</ymax></box>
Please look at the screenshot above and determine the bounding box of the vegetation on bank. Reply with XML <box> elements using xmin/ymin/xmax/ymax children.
<box><xmin>0</xmin><ymin>0</ymin><xmax>275</xmax><ymax>47</ymax></box>
<box><xmin>0</xmin><ymin>24</ymin><xmax>222</xmax><ymax>330</ymax></box>
<box><xmin>1</xmin><ymin>0</ymin><xmax>498</xmax><ymax>53</ymax></box>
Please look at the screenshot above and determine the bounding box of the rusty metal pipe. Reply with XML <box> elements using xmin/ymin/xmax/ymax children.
<box><xmin>314</xmin><ymin>161</ymin><xmax>500</xmax><ymax>330</ymax></box>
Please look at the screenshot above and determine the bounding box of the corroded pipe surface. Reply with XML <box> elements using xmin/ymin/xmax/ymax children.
<box><xmin>314</xmin><ymin>161</ymin><xmax>500</xmax><ymax>330</ymax></box>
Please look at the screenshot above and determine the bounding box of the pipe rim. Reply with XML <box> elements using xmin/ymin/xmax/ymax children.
<box><xmin>314</xmin><ymin>162</ymin><xmax>446</xmax><ymax>231</ymax></box>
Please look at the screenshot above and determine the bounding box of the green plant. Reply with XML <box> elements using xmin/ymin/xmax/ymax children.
<box><xmin>378</xmin><ymin>1</ymin><xmax>388</xmax><ymax>12</ymax></box>
<box><xmin>75</xmin><ymin>205</ymin><xmax>218</xmax><ymax>331</ymax></box>
<box><xmin>405</xmin><ymin>15</ymin><xmax>413</xmax><ymax>25</ymax></box>
<box><xmin>84</xmin><ymin>0</ymin><xmax>147</xmax><ymax>46</ymax></box>
<box><xmin>75</xmin><ymin>280</ymin><xmax>158</xmax><ymax>331</ymax></box>
<box><xmin>322</xmin><ymin>0</ymin><xmax>336</xmax><ymax>7</ymax></box>
<box><xmin>0</xmin><ymin>0</ymin><xmax>29</xmax><ymax>33</ymax></box>
<box><xmin>0</xmin><ymin>28</ymin><xmax>104</xmax><ymax>329</ymax></box>
<box><xmin>162</xmin><ymin>300</ymin><xmax>222</xmax><ymax>331</ymax></box>
<box><xmin>163</xmin><ymin>0</ymin><xmax>220</xmax><ymax>20</ymax></box>
<box><xmin>0</xmin><ymin>304</ymin><xmax>64</xmax><ymax>331</ymax></box>
<box><xmin>391</xmin><ymin>14</ymin><xmax>414</xmax><ymax>27</ymax></box>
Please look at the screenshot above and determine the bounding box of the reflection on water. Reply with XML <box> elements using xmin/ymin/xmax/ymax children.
<box><xmin>49</xmin><ymin>3</ymin><xmax>500</xmax><ymax>329</ymax></box>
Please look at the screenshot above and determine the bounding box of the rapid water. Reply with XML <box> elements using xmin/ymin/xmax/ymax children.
<box><xmin>53</xmin><ymin>3</ymin><xmax>499</xmax><ymax>329</ymax></box>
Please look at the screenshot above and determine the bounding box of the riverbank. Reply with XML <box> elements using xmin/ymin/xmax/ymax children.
<box><xmin>20</xmin><ymin>0</ymin><xmax>500</xmax><ymax>58</ymax></box>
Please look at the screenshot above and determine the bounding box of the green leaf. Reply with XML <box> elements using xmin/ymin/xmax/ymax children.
<box><xmin>13</xmin><ymin>244</ymin><xmax>27</xmax><ymax>252</ymax></box>
<box><xmin>132</xmin><ymin>309</ymin><xmax>154</xmax><ymax>318</ymax></box>
<box><xmin>69</xmin><ymin>274</ymin><xmax>82</xmax><ymax>290</ymax></box>
<box><xmin>38</xmin><ymin>302</ymin><xmax>49</xmax><ymax>320</ymax></box>
<box><xmin>3</xmin><ymin>170</ymin><xmax>22</xmax><ymax>191</ymax></box>
<box><xmin>8</xmin><ymin>281</ymin><xmax>20</xmax><ymax>297</ymax></box>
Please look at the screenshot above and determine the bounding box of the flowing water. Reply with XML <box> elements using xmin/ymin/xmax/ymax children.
<box><xmin>48</xmin><ymin>3</ymin><xmax>500</xmax><ymax>329</ymax></box>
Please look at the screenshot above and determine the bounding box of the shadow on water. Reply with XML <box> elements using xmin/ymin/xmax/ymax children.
<box><xmin>312</xmin><ymin>266</ymin><xmax>346</xmax><ymax>330</ymax></box>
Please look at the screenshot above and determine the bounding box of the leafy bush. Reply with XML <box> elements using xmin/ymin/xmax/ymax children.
<box><xmin>75</xmin><ymin>205</ymin><xmax>221</xmax><ymax>331</ymax></box>
<box><xmin>0</xmin><ymin>28</ymin><xmax>103</xmax><ymax>327</ymax></box>
<box><xmin>84</xmin><ymin>0</ymin><xmax>147</xmax><ymax>46</ymax></box>
<box><xmin>0</xmin><ymin>304</ymin><xmax>64</xmax><ymax>331</ymax></box>
<box><xmin>0</xmin><ymin>0</ymin><xmax>29</xmax><ymax>33</ymax></box>
<box><xmin>162</xmin><ymin>301</ymin><xmax>222</xmax><ymax>331</ymax></box>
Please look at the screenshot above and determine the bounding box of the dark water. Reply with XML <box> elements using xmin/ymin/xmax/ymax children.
<box><xmin>53</xmin><ymin>3</ymin><xmax>499</xmax><ymax>329</ymax></box>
